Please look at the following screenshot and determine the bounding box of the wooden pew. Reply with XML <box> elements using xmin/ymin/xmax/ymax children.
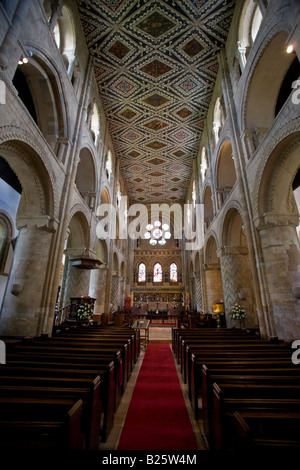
<box><xmin>233</xmin><ymin>410</ymin><xmax>300</xmax><ymax>449</ymax></box>
<box><xmin>30</xmin><ymin>335</ymin><xmax>131</xmax><ymax>390</ymax></box>
<box><xmin>182</xmin><ymin>339</ymin><xmax>285</xmax><ymax>385</ymax></box>
<box><xmin>212</xmin><ymin>382</ymin><xmax>300</xmax><ymax>450</ymax></box>
<box><xmin>10</xmin><ymin>341</ymin><xmax>124</xmax><ymax>411</ymax></box>
<box><xmin>0</xmin><ymin>367</ymin><xmax>102</xmax><ymax>449</ymax></box>
<box><xmin>202</xmin><ymin>364</ymin><xmax>300</xmax><ymax>448</ymax></box>
<box><xmin>189</xmin><ymin>349</ymin><xmax>293</xmax><ymax>417</ymax></box>
<box><xmin>0</xmin><ymin>396</ymin><xmax>84</xmax><ymax>449</ymax></box>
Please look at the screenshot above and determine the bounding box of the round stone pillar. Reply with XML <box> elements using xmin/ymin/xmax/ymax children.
<box><xmin>255</xmin><ymin>213</ymin><xmax>300</xmax><ymax>339</ymax></box>
<box><xmin>89</xmin><ymin>264</ymin><xmax>109</xmax><ymax>315</ymax></box>
<box><xmin>0</xmin><ymin>224</ymin><xmax>55</xmax><ymax>336</ymax></box>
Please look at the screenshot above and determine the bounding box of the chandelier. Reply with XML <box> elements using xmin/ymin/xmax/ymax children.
<box><xmin>144</xmin><ymin>221</ymin><xmax>171</xmax><ymax>246</ymax></box>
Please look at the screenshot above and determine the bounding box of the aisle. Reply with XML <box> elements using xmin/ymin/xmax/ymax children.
<box><xmin>117</xmin><ymin>343</ymin><xmax>199</xmax><ymax>450</ymax></box>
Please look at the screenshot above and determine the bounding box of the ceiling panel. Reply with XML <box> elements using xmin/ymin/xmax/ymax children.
<box><xmin>76</xmin><ymin>0</ymin><xmax>236</xmax><ymax>204</ymax></box>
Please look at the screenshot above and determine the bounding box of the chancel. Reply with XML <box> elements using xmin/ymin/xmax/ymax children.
<box><xmin>0</xmin><ymin>0</ymin><xmax>300</xmax><ymax>452</ymax></box>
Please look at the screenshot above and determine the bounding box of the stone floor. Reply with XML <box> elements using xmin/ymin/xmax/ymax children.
<box><xmin>99</xmin><ymin>326</ymin><xmax>207</xmax><ymax>450</ymax></box>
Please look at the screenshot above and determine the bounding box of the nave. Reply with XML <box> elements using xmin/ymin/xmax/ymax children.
<box><xmin>99</xmin><ymin>327</ymin><xmax>205</xmax><ymax>451</ymax></box>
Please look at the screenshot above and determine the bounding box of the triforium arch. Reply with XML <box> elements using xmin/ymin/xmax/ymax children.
<box><xmin>255</xmin><ymin>134</ymin><xmax>300</xmax><ymax>339</ymax></box>
<box><xmin>219</xmin><ymin>207</ymin><xmax>258</xmax><ymax>329</ymax></box>
<box><xmin>0</xmin><ymin>139</ymin><xmax>56</xmax><ymax>336</ymax></box>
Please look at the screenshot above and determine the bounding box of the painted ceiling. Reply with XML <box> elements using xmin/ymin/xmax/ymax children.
<box><xmin>76</xmin><ymin>0</ymin><xmax>236</xmax><ymax>204</ymax></box>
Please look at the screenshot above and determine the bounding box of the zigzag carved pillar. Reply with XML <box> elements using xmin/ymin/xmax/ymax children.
<box><xmin>255</xmin><ymin>213</ymin><xmax>300</xmax><ymax>339</ymax></box>
<box><xmin>194</xmin><ymin>270</ymin><xmax>203</xmax><ymax>312</ymax></box>
<box><xmin>110</xmin><ymin>273</ymin><xmax>120</xmax><ymax>311</ymax></box>
<box><xmin>203</xmin><ymin>263</ymin><xmax>223</xmax><ymax>313</ymax></box>
<box><xmin>89</xmin><ymin>265</ymin><xmax>109</xmax><ymax>316</ymax></box>
<box><xmin>218</xmin><ymin>246</ymin><xmax>258</xmax><ymax>329</ymax></box>
<box><xmin>62</xmin><ymin>252</ymin><xmax>91</xmax><ymax>307</ymax></box>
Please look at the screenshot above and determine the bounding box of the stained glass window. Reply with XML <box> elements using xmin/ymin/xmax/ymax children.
<box><xmin>138</xmin><ymin>263</ymin><xmax>146</xmax><ymax>282</ymax></box>
<box><xmin>170</xmin><ymin>263</ymin><xmax>178</xmax><ymax>282</ymax></box>
<box><xmin>153</xmin><ymin>262</ymin><xmax>162</xmax><ymax>282</ymax></box>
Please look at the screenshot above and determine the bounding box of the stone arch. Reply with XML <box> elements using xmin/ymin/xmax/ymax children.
<box><xmin>212</xmin><ymin>97</ymin><xmax>225</xmax><ymax>145</ymax></box>
<box><xmin>100</xmin><ymin>187</ymin><xmax>110</xmax><ymax>205</ymax></box>
<box><xmin>12</xmin><ymin>54</ymin><xmax>67</xmax><ymax>146</ymax></box>
<box><xmin>75</xmin><ymin>147</ymin><xmax>97</xmax><ymax>209</ymax></box>
<box><xmin>113</xmin><ymin>251</ymin><xmax>119</xmax><ymax>274</ymax></box>
<box><xmin>203</xmin><ymin>185</ymin><xmax>214</xmax><ymax>231</ymax></box>
<box><xmin>66</xmin><ymin>210</ymin><xmax>90</xmax><ymax>254</ymax></box>
<box><xmin>255</xmin><ymin>135</ymin><xmax>300</xmax><ymax>339</ymax></box>
<box><xmin>0</xmin><ymin>140</ymin><xmax>54</xmax><ymax>220</ymax></box>
<box><xmin>237</xmin><ymin>0</ymin><xmax>263</xmax><ymax>68</ymax></box>
<box><xmin>95</xmin><ymin>239</ymin><xmax>108</xmax><ymax>265</ymax></box>
<box><xmin>54</xmin><ymin>4</ymin><xmax>76</xmax><ymax>75</ymax></box>
<box><xmin>203</xmin><ymin>234</ymin><xmax>223</xmax><ymax>313</ymax></box>
<box><xmin>244</xmin><ymin>31</ymin><xmax>298</xmax><ymax>132</ymax></box>
<box><xmin>0</xmin><ymin>211</ymin><xmax>15</xmax><ymax>273</ymax></box>
<box><xmin>220</xmin><ymin>207</ymin><xmax>257</xmax><ymax>329</ymax></box>
<box><xmin>215</xmin><ymin>141</ymin><xmax>237</xmax><ymax>210</ymax></box>
<box><xmin>0</xmin><ymin>140</ymin><xmax>57</xmax><ymax>336</ymax></box>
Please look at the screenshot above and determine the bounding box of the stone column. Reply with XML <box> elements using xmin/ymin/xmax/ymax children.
<box><xmin>0</xmin><ymin>223</ymin><xmax>55</xmax><ymax>336</ymax></box>
<box><xmin>89</xmin><ymin>264</ymin><xmax>108</xmax><ymax>315</ymax></box>
<box><xmin>110</xmin><ymin>273</ymin><xmax>120</xmax><ymax>311</ymax></box>
<box><xmin>218</xmin><ymin>246</ymin><xmax>258</xmax><ymax>329</ymax></box>
<box><xmin>61</xmin><ymin>251</ymin><xmax>92</xmax><ymax>306</ymax></box>
<box><xmin>0</xmin><ymin>0</ymin><xmax>31</xmax><ymax>69</ymax></box>
<box><xmin>255</xmin><ymin>213</ymin><xmax>300</xmax><ymax>339</ymax></box>
<box><xmin>194</xmin><ymin>270</ymin><xmax>203</xmax><ymax>312</ymax></box>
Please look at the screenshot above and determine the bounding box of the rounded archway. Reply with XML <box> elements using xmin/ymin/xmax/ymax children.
<box><xmin>220</xmin><ymin>208</ymin><xmax>257</xmax><ymax>329</ymax></box>
<box><xmin>203</xmin><ymin>235</ymin><xmax>223</xmax><ymax>313</ymax></box>
<box><xmin>75</xmin><ymin>147</ymin><xmax>97</xmax><ymax>209</ymax></box>
<box><xmin>0</xmin><ymin>140</ymin><xmax>56</xmax><ymax>336</ymax></box>
<box><xmin>203</xmin><ymin>185</ymin><xmax>214</xmax><ymax>231</ymax></box>
<box><xmin>244</xmin><ymin>31</ymin><xmax>299</xmax><ymax>132</ymax></box>
<box><xmin>216</xmin><ymin>141</ymin><xmax>237</xmax><ymax>209</ymax></box>
<box><xmin>256</xmin><ymin>134</ymin><xmax>300</xmax><ymax>338</ymax></box>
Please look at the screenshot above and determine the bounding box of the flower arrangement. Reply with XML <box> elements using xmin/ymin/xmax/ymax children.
<box><xmin>230</xmin><ymin>303</ymin><xmax>246</xmax><ymax>321</ymax></box>
<box><xmin>76</xmin><ymin>303</ymin><xmax>94</xmax><ymax>321</ymax></box>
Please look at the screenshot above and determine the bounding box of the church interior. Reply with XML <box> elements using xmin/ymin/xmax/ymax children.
<box><xmin>0</xmin><ymin>0</ymin><xmax>300</xmax><ymax>452</ymax></box>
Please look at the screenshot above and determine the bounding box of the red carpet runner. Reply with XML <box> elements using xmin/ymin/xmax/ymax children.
<box><xmin>117</xmin><ymin>343</ymin><xmax>198</xmax><ymax>450</ymax></box>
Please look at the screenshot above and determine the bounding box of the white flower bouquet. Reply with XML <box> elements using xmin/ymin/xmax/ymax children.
<box><xmin>76</xmin><ymin>303</ymin><xmax>94</xmax><ymax>321</ymax></box>
<box><xmin>230</xmin><ymin>303</ymin><xmax>246</xmax><ymax>321</ymax></box>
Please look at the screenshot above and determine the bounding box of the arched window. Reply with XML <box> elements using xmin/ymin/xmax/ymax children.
<box><xmin>53</xmin><ymin>5</ymin><xmax>76</xmax><ymax>75</ymax></box>
<box><xmin>238</xmin><ymin>1</ymin><xmax>263</xmax><ymax>69</ymax></box>
<box><xmin>138</xmin><ymin>263</ymin><xmax>146</xmax><ymax>282</ymax></box>
<box><xmin>200</xmin><ymin>147</ymin><xmax>207</xmax><ymax>182</ymax></box>
<box><xmin>106</xmin><ymin>150</ymin><xmax>113</xmax><ymax>180</ymax></box>
<box><xmin>170</xmin><ymin>263</ymin><xmax>178</xmax><ymax>282</ymax></box>
<box><xmin>153</xmin><ymin>263</ymin><xmax>162</xmax><ymax>283</ymax></box>
<box><xmin>90</xmin><ymin>102</ymin><xmax>100</xmax><ymax>143</ymax></box>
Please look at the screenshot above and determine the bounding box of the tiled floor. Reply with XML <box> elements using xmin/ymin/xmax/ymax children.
<box><xmin>99</xmin><ymin>327</ymin><xmax>207</xmax><ymax>450</ymax></box>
